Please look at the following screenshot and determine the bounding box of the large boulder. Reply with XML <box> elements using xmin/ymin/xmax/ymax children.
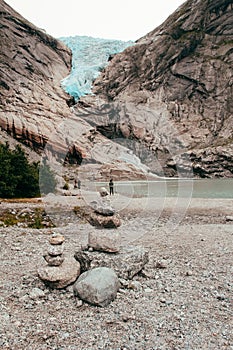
<box><xmin>73</xmin><ymin>267</ymin><xmax>120</xmax><ymax>307</ymax></box>
<box><xmin>74</xmin><ymin>246</ymin><xmax>149</xmax><ymax>279</ymax></box>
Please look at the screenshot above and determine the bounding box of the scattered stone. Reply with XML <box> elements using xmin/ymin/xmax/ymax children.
<box><xmin>74</xmin><ymin>246</ymin><xmax>149</xmax><ymax>280</ymax></box>
<box><xmin>88</xmin><ymin>229</ymin><xmax>121</xmax><ymax>253</ymax></box>
<box><xmin>128</xmin><ymin>280</ymin><xmax>141</xmax><ymax>291</ymax></box>
<box><xmin>119</xmin><ymin>278</ymin><xmax>128</xmax><ymax>287</ymax></box>
<box><xmin>73</xmin><ymin>267</ymin><xmax>120</xmax><ymax>307</ymax></box>
<box><xmin>29</xmin><ymin>287</ymin><xmax>45</xmax><ymax>299</ymax></box>
<box><xmin>186</xmin><ymin>270</ymin><xmax>193</xmax><ymax>276</ymax></box>
<box><xmin>155</xmin><ymin>260</ymin><xmax>167</xmax><ymax>269</ymax></box>
<box><xmin>75</xmin><ymin>299</ymin><xmax>83</xmax><ymax>307</ymax></box>
<box><xmin>74</xmin><ymin>250</ymin><xmax>91</xmax><ymax>273</ymax></box>
<box><xmin>160</xmin><ymin>298</ymin><xmax>167</xmax><ymax>303</ymax></box>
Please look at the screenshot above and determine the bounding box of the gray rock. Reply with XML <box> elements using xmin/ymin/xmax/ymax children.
<box><xmin>47</xmin><ymin>244</ymin><xmax>64</xmax><ymax>256</ymax></box>
<box><xmin>88</xmin><ymin>212</ymin><xmax>121</xmax><ymax>228</ymax></box>
<box><xmin>88</xmin><ymin>230</ymin><xmax>120</xmax><ymax>253</ymax></box>
<box><xmin>49</xmin><ymin>233</ymin><xmax>65</xmax><ymax>245</ymax></box>
<box><xmin>73</xmin><ymin>267</ymin><xmax>120</xmax><ymax>307</ymax></box>
<box><xmin>128</xmin><ymin>280</ymin><xmax>142</xmax><ymax>291</ymax></box>
<box><xmin>29</xmin><ymin>287</ymin><xmax>46</xmax><ymax>299</ymax></box>
<box><xmin>74</xmin><ymin>246</ymin><xmax>149</xmax><ymax>279</ymax></box>
<box><xmin>44</xmin><ymin>254</ymin><xmax>64</xmax><ymax>266</ymax></box>
<box><xmin>90</xmin><ymin>197</ymin><xmax>115</xmax><ymax>216</ymax></box>
<box><xmin>38</xmin><ymin>257</ymin><xmax>80</xmax><ymax>289</ymax></box>
<box><xmin>95</xmin><ymin>206</ymin><xmax>115</xmax><ymax>216</ymax></box>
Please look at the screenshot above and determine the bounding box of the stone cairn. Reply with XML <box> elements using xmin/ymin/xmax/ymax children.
<box><xmin>73</xmin><ymin>187</ymin><xmax>149</xmax><ymax>307</ymax></box>
<box><xmin>38</xmin><ymin>189</ymin><xmax>149</xmax><ymax>308</ymax></box>
<box><xmin>38</xmin><ymin>233</ymin><xmax>80</xmax><ymax>289</ymax></box>
<box><xmin>88</xmin><ymin>187</ymin><xmax>121</xmax><ymax>229</ymax></box>
<box><xmin>44</xmin><ymin>233</ymin><xmax>65</xmax><ymax>266</ymax></box>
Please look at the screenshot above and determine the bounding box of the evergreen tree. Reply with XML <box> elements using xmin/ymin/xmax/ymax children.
<box><xmin>0</xmin><ymin>143</ymin><xmax>40</xmax><ymax>198</ymax></box>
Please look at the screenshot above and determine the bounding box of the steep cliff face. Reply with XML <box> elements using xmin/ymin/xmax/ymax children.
<box><xmin>0</xmin><ymin>0</ymin><xmax>149</xmax><ymax>181</ymax></box>
<box><xmin>0</xmin><ymin>0</ymin><xmax>73</xmax><ymax>151</ymax></box>
<box><xmin>1</xmin><ymin>0</ymin><xmax>232</xmax><ymax>180</ymax></box>
<box><xmin>79</xmin><ymin>0</ymin><xmax>233</xmax><ymax>177</ymax></box>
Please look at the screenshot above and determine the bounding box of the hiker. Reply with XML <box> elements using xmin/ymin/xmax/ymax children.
<box><xmin>109</xmin><ymin>178</ymin><xmax>114</xmax><ymax>195</ymax></box>
<box><xmin>74</xmin><ymin>179</ymin><xmax>81</xmax><ymax>189</ymax></box>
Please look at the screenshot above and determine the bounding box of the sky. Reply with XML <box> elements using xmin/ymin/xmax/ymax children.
<box><xmin>5</xmin><ymin>0</ymin><xmax>186</xmax><ymax>41</ymax></box>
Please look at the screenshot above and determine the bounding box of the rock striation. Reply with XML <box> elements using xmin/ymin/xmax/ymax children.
<box><xmin>0</xmin><ymin>0</ymin><xmax>150</xmax><ymax>181</ymax></box>
<box><xmin>74</xmin><ymin>0</ymin><xmax>233</xmax><ymax>178</ymax></box>
<box><xmin>1</xmin><ymin>0</ymin><xmax>232</xmax><ymax>178</ymax></box>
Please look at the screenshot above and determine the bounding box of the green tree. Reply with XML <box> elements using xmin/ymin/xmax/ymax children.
<box><xmin>0</xmin><ymin>143</ymin><xmax>40</xmax><ymax>198</ymax></box>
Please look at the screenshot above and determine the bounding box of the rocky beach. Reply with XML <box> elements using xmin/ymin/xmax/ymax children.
<box><xmin>0</xmin><ymin>195</ymin><xmax>232</xmax><ymax>349</ymax></box>
<box><xmin>0</xmin><ymin>0</ymin><xmax>232</xmax><ymax>348</ymax></box>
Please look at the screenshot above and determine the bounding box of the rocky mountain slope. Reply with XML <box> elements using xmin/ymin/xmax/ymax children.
<box><xmin>1</xmin><ymin>0</ymin><xmax>232</xmax><ymax>180</ymax></box>
<box><xmin>75</xmin><ymin>0</ymin><xmax>233</xmax><ymax>177</ymax></box>
<box><xmin>0</xmin><ymin>0</ymin><xmax>72</xmax><ymax>151</ymax></box>
<box><xmin>0</xmin><ymin>0</ymin><xmax>149</xmax><ymax>182</ymax></box>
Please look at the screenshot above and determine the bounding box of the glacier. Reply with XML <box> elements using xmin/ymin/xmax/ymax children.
<box><xmin>59</xmin><ymin>36</ymin><xmax>134</xmax><ymax>101</ymax></box>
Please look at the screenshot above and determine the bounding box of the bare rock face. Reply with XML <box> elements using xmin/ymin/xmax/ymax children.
<box><xmin>2</xmin><ymin>0</ymin><xmax>232</xmax><ymax>179</ymax></box>
<box><xmin>0</xmin><ymin>0</ymin><xmax>72</xmax><ymax>150</ymax></box>
<box><xmin>0</xmin><ymin>0</ymin><xmax>153</xmax><ymax>180</ymax></box>
<box><xmin>76</xmin><ymin>0</ymin><xmax>233</xmax><ymax>178</ymax></box>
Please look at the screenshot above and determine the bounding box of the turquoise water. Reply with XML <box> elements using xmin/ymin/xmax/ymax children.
<box><xmin>97</xmin><ymin>179</ymin><xmax>233</xmax><ymax>199</ymax></box>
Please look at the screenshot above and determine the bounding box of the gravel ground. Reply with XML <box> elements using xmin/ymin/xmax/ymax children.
<box><xmin>0</xmin><ymin>197</ymin><xmax>232</xmax><ymax>350</ymax></box>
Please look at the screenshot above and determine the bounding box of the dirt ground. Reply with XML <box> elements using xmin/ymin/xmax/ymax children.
<box><xmin>0</xmin><ymin>196</ymin><xmax>232</xmax><ymax>349</ymax></box>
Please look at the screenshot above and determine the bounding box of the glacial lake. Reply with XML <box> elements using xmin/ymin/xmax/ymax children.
<box><xmin>96</xmin><ymin>178</ymin><xmax>233</xmax><ymax>199</ymax></box>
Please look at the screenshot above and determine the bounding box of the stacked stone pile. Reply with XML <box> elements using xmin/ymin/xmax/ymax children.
<box><xmin>37</xmin><ymin>191</ymin><xmax>149</xmax><ymax>307</ymax></box>
<box><xmin>73</xmin><ymin>190</ymin><xmax>149</xmax><ymax>306</ymax></box>
<box><xmin>88</xmin><ymin>187</ymin><xmax>121</xmax><ymax>228</ymax></box>
<box><xmin>43</xmin><ymin>233</ymin><xmax>65</xmax><ymax>266</ymax></box>
<box><xmin>38</xmin><ymin>233</ymin><xmax>80</xmax><ymax>289</ymax></box>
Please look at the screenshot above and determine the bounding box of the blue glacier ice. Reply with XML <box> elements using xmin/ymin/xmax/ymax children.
<box><xmin>59</xmin><ymin>36</ymin><xmax>134</xmax><ymax>101</ymax></box>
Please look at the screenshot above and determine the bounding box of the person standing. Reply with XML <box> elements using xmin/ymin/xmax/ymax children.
<box><xmin>109</xmin><ymin>178</ymin><xmax>114</xmax><ymax>195</ymax></box>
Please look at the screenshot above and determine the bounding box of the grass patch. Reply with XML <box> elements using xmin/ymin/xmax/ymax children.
<box><xmin>0</xmin><ymin>207</ymin><xmax>55</xmax><ymax>228</ymax></box>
